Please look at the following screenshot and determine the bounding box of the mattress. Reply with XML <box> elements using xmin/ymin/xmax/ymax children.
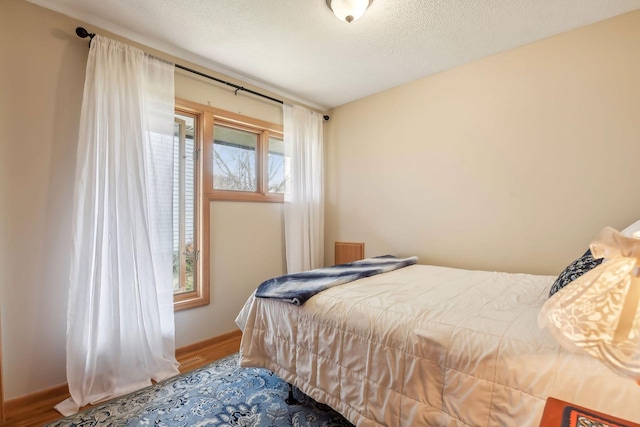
<box><xmin>236</xmin><ymin>264</ymin><xmax>640</xmax><ymax>426</ymax></box>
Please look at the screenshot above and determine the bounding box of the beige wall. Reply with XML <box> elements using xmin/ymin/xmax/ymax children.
<box><xmin>175</xmin><ymin>201</ymin><xmax>285</xmax><ymax>347</ymax></box>
<box><xmin>0</xmin><ymin>0</ymin><xmax>285</xmax><ymax>400</ymax></box>
<box><xmin>1</xmin><ymin>0</ymin><xmax>87</xmax><ymax>401</ymax></box>
<box><xmin>325</xmin><ymin>10</ymin><xmax>640</xmax><ymax>275</ymax></box>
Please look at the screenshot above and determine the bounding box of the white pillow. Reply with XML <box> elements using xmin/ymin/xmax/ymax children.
<box><xmin>620</xmin><ymin>219</ymin><xmax>640</xmax><ymax>237</ymax></box>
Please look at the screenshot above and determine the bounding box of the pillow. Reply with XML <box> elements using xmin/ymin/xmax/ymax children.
<box><xmin>549</xmin><ymin>249</ymin><xmax>603</xmax><ymax>297</ymax></box>
<box><xmin>621</xmin><ymin>219</ymin><xmax>640</xmax><ymax>238</ymax></box>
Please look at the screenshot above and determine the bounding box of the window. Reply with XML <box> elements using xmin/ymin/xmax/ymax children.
<box><xmin>268</xmin><ymin>136</ymin><xmax>286</xmax><ymax>193</ymax></box>
<box><xmin>212</xmin><ymin>127</ymin><xmax>286</xmax><ymax>196</ymax></box>
<box><xmin>202</xmin><ymin>103</ymin><xmax>284</xmax><ymax>202</ymax></box>
<box><xmin>173</xmin><ymin>114</ymin><xmax>197</xmax><ymax>295</ymax></box>
<box><xmin>213</xmin><ymin>125</ymin><xmax>258</xmax><ymax>192</ymax></box>
<box><xmin>173</xmin><ymin>109</ymin><xmax>207</xmax><ymax>310</ymax></box>
<box><xmin>171</xmin><ymin>99</ymin><xmax>283</xmax><ymax>310</ymax></box>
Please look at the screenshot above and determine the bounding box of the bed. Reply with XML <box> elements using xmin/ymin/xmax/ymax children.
<box><xmin>236</xmin><ymin>261</ymin><xmax>640</xmax><ymax>426</ymax></box>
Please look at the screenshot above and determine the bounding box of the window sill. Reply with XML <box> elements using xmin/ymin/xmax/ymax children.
<box><xmin>207</xmin><ymin>191</ymin><xmax>284</xmax><ymax>203</ymax></box>
<box><xmin>174</xmin><ymin>290</ymin><xmax>210</xmax><ymax>311</ymax></box>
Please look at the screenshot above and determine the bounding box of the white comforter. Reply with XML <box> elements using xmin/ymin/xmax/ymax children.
<box><xmin>236</xmin><ymin>264</ymin><xmax>640</xmax><ymax>426</ymax></box>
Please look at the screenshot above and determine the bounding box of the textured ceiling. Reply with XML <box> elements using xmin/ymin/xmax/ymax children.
<box><xmin>27</xmin><ymin>0</ymin><xmax>640</xmax><ymax>110</ymax></box>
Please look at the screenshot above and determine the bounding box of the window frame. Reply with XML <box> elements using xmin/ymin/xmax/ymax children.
<box><xmin>178</xmin><ymin>99</ymin><xmax>284</xmax><ymax>203</ymax></box>
<box><xmin>173</xmin><ymin>105</ymin><xmax>208</xmax><ymax>311</ymax></box>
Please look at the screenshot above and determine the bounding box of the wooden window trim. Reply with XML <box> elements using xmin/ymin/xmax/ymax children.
<box><xmin>174</xmin><ymin>105</ymin><xmax>209</xmax><ymax>311</ymax></box>
<box><xmin>1</xmin><ymin>310</ymin><xmax>4</xmax><ymax>425</ymax></box>
<box><xmin>177</xmin><ymin>98</ymin><xmax>284</xmax><ymax>203</ymax></box>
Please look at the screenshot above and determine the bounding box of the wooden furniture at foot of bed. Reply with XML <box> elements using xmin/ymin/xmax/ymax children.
<box><xmin>334</xmin><ymin>242</ymin><xmax>364</xmax><ymax>265</ymax></box>
<box><xmin>539</xmin><ymin>397</ymin><xmax>640</xmax><ymax>427</ymax></box>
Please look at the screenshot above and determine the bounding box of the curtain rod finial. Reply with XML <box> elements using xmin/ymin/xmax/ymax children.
<box><xmin>76</xmin><ymin>27</ymin><xmax>95</xmax><ymax>39</ymax></box>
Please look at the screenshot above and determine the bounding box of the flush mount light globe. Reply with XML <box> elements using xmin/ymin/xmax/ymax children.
<box><xmin>326</xmin><ymin>0</ymin><xmax>373</xmax><ymax>23</ymax></box>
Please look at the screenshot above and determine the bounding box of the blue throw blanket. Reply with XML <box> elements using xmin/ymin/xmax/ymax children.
<box><xmin>255</xmin><ymin>255</ymin><xmax>418</xmax><ymax>305</ymax></box>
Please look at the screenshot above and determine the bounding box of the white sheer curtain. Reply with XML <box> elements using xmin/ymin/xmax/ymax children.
<box><xmin>56</xmin><ymin>36</ymin><xmax>179</xmax><ymax>416</ymax></box>
<box><xmin>283</xmin><ymin>104</ymin><xmax>325</xmax><ymax>273</ymax></box>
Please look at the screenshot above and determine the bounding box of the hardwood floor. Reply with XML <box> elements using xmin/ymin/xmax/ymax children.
<box><xmin>3</xmin><ymin>332</ymin><xmax>241</xmax><ymax>427</ymax></box>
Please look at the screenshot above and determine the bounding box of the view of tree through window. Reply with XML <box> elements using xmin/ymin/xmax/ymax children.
<box><xmin>213</xmin><ymin>125</ymin><xmax>258</xmax><ymax>192</ymax></box>
<box><xmin>173</xmin><ymin>114</ymin><xmax>197</xmax><ymax>295</ymax></box>
<box><xmin>268</xmin><ymin>137</ymin><xmax>286</xmax><ymax>193</ymax></box>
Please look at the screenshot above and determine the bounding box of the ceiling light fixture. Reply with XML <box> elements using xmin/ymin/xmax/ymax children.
<box><xmin>326</xmin><ymin>0</ymin><xmax>373</xmax><ymax>23</ymax></box>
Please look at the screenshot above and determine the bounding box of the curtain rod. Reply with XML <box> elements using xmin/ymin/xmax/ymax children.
<box><xmin>75</xmin><ymin>27</ymin><xmax>330</xmax><ymax>121</ymax></box>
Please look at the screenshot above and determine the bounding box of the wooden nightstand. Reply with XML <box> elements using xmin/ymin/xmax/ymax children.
<box><xmin>540</xmin><ymin>397</ymin><xmax>640</xmax><ymax>427</ymax></box>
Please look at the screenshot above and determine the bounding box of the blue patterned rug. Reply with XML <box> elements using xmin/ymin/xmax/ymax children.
<box><xmin>48</xmin><ymin>353</ymin><xmax>354</xmax><ymax>426</ymax></box>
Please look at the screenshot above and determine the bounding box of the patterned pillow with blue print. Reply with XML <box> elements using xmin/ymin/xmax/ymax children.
<box><xmin>548</xmin><ymin>249</ymin><xmax>603</xmax><ymax>297</ymax></box>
